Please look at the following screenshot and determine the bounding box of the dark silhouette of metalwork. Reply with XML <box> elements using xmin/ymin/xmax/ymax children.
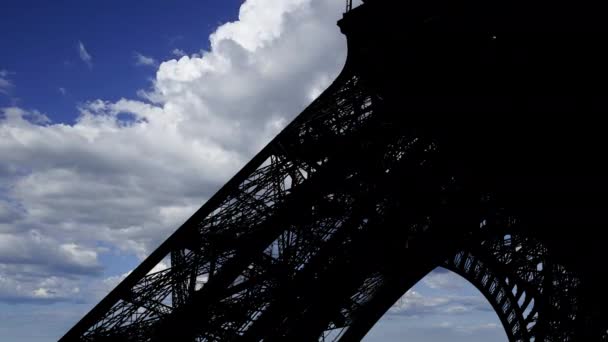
<box><xmin>61</xmin><ymin>0</ymin><xmax>608</xmax><ymax>340</ymax></box>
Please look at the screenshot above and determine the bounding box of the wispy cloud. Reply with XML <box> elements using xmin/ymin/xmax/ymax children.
<box><xmin>134</xmin><ymin>52</ymin><xmax>157</xmax><ymax>67</ymax></box>
<box><xmin>165</xmin><ymin>34</ymin><xmax>184</xmax><ymax>46</ymax></box>
<box><xmin>58</xmin><ymin>87</ymin><xmax>67</xmax><ymax>95</ymax></box>
<box><xmin>423</xmin><ymin>267</ymin><xmax>468</xmax><ymax>290</ymax></box>
<box><xmin>78</xmin><ymin>41</ymin><xmax>93</xmax><ymax>68</ymax></box>
<box><xmin>433</xmin><ymin>321</ymin><xmax>501</xmax><ymax>335</ymax></box>
<box><xmin>389</xmin><ymin>290</ymin><xmax>493</xmax><ymax>317</ymax></box>
<box><xmin>0</xmin><ymin>70</ymin><xmax>14</xmax><ymax>95</ymax></box>
<box><xmin>171</xmin><ymin>48</ymin><xmax>186</xmax><ymax>57</ymax></box>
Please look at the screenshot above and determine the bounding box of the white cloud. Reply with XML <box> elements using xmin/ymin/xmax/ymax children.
<box><xmin>172</xmin><ymin>48</ymin><xmax>186</xmax><ymax>57</ymax></box>
<box><xmin>423</xmin><ymin>268</ymin><xmax>469</xmax><ymax>290</ymax></box>
<box><xmin>58</xmin><ymin>87</ymin><xmax>67</xmax><ymax>95</ymax></box>
<box><xmin>443</xmin><ymin>305</ymin><xmax>469</xmax><ymax>314</ymax></box>
<box><xmin>389</xmin><ymin>290</ymin><xmax>492</xmax><ymax>317</ymax></box>
<box><xmin>0</xmin><ymin>0</ymin><xmax>346</xmax><ymax>304</ymax></box>
<box><xmin>134</xmin><ymin>52</ymin><xmax>157</xmax><ymax>67</ymax></box>
<box><xmin>0</xmin><ymin>266</ymin><xmax>85</xmax><ymax>303</ymax></box>
<box><xmin>78</xmin><ymin>41</ymin><xmax>92</xmax><ymax>67</ymax></box>
<box><xmin>1</xmin><ymin>107</ymin><xmax>50</xmax><ymax>124</ymax></box>
<box><xmin>433</xmin><ymin>321</ymin><xmax>501</xmax><ymax>335</ymax></box>
<box><xmin>462</xmin><ymin>322</ymin><xmax>500</xmax><ymax>333</ymax></box>
<box><xmin>0</xmin><ymin>231</ymin><xmax>101</xmax><ymax>274</ymax></box>
<box><xmin>390</xmin><ymin>290</ymin><xmax>448</xmax><ymax>316</ymax></box>
<box><xmin>148</xmin><ymin>260</ymin><xmax>169</xmax><ymax>275</ymax></box>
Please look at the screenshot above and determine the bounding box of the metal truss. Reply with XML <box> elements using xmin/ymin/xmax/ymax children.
<box><xmin>59</xmin><ymin>59</ymin><xmax>589</xmax><ymax>341</ymax></box>
<box><xmin>60</xmin><ymin>50</ymin><xmax>464</xmax><ymax>342</ymax></box>
<box><xmin>61</xmin><ymin>0</ymin><xmax>607</xmax><ymax>341</ymax></box>
<box><xmin>445</xmin><ymin>232</ymin><xmax>581</xmax><ymax>342</ymax></box>
<box><xmin>61</xmin><ymin>63</ymin><xmax>392</xmax><ymax>341</ymax></box>
<box><xmin>337</xmin><ymin>212</ymin><xmax>584</xmax><ymax>342</ymax></box>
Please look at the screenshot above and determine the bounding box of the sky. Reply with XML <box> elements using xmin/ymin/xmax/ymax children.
<box><xmin>0</xmin><ymin>0</ymin><xmax>506</xmax><ymax>341</ymax></box>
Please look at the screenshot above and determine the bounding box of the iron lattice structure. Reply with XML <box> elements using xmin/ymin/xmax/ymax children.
<box><xmin>61</xmin><ymin>0</ymin><xmax>608</xmax><ymax>341</ymax></box>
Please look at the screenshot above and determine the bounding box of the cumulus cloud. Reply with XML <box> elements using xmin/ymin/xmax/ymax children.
<box><xmin>1</xmin><ymin>107</ymin><xmax>49</xmax><ymax>125</ymax></box>
<box><xmin>0</xmin><ymin>0</ymin><xmax>346</xmax><ymax>303</ymax></box>
<box><xmin>78</xmin><ymin>41</ymin><xmax>92</xmax><ymax>68</ymax></box>
<box><xmin>134</xmin><ymin>52</ymin><xmax>157</xmax><ymax>67</ymax></box>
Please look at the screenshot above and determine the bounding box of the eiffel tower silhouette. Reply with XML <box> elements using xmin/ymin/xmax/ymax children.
<box><xmin>61</xmin><ymin>0</ymin><xmax>608</xmax><ymax>341</ymax></box>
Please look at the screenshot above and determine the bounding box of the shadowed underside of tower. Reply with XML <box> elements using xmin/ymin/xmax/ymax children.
<box><xmin>61</xmin><ymin>0</ymin><xmax>608</xmax><ymax>341</ymax></box>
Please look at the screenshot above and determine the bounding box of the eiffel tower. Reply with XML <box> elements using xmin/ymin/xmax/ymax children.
<box><xmin>61</xmin><ymin>0</ymin><xmax>608</xmax><ymax>341</ymax></box>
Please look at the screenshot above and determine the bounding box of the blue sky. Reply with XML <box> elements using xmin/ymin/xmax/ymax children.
<box><xmin>0</xmin><ymin>0</ymin><xmax>242</xmax><ymax>123</ymax></box>
<box><xmin>1</xmin><ymin>0</ymin><xmax>505</xmax><ymax>341</ymax></box>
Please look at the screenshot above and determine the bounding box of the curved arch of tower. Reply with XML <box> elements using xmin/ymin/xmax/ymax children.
<box><xmin>61</xmin><ymin>0</ymin><xmax>608</xmax><ymax>341</ymax></box>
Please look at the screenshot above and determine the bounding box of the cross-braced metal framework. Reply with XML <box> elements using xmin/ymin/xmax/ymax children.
<box><xmin>61</xmin><ymin>0</ymin><xmax>607</xmax><ymax>341</ymax></box>
<box><xmin>445</xmin><ymin>232</ymin><xmax>581</xmax><ymax>342</ymax></box>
